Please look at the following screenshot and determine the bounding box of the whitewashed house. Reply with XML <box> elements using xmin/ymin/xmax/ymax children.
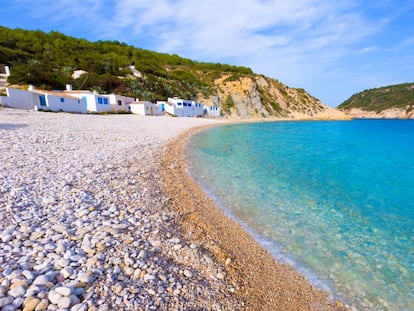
<box><xmin>0</xmin><ymin>86</ymin><xmax>87</xmax><ymax>113</ymax></box>
<box><xmin>64</xmin><ymin>85</ymin><xmax>133</xmax><ymax>113</ymax></box>
<box><xmin>203</xmin><ymin>105</ymin><xmax>221</xmax><ymax>117</ymax></box>
<box><xmin>35</xmin><ymin>91</ymin><xmax>86</xmax><ymax>113</ymax></box>
<box><xmin>129</xmin><ymin>101</ymin><xmax>162</xmax><ymax>116</ymax></box>
<box><xmin>164</xmin><ymin>97</ymin><xmax>204</xmax><ymax>117</ymax></box>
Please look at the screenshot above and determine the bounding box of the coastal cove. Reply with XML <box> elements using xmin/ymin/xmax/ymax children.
<box><xmin>162</xmin><ymin>124</ymin><xmax>345</xmax><ymax>310</ymax></box>
<box><xmin>186</xmin><ymin>120</ymin><xmax>414</xmax><ymax>310</ymax></box>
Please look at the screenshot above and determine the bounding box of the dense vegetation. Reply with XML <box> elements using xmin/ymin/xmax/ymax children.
<box><xmin>338</xmin><ymin>83</ymin><xmax>414</xmax><ymax>112</ymax></box>
<box><xmin>0</xmin><ymin>26</ymin><xmax>253</xmax><ymax>101</ymax></box>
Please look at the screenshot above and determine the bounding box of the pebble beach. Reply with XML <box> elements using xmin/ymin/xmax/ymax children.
<box><xmin>0</xmin><ymin>108</ymin><xmax>345</xmax><ymax>310</ymax></box>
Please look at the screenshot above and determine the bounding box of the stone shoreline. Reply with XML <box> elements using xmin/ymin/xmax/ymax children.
<box><xmin>0</xmin><ymin>108</ymin><xmax>347</xmax><ymax>310</ymax></box>
<box><xmin>161</xmin><ymin>125</ymin><xmax>348</xmax><ymax>311</ymax></box>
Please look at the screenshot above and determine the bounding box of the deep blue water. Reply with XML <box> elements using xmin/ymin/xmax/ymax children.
<box><xmin>187</xmin><ymin>120</ymin><xmax>414</xmax><ymax>310</ymax></box>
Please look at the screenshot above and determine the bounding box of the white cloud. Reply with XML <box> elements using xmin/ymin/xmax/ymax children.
<box><xmin>7</xmin><ymin>0</ymin><xmax>413</xmax><ymax>106</ymax></box>
<box><xmin>358</xmin><ymin>46</ymin><xmax>378</xmax><ymax>54</ymax></box>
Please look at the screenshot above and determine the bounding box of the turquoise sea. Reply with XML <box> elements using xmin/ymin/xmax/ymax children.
<box><xmin>186</xmin><ymin>120</ymin><xmax>414</xmax><ymax>310</ymax></box>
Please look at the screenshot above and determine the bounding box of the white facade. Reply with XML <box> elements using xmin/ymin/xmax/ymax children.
<box><xmin>107</xmin><ymin>94</ymin><xmax>134</xmax><ymax>112</ymax></box>
<box><xmin>65</xmin><ymin>91</ymin><xmax>132</xmax><ymax>113</ymax></box>
<box><xmin>36</xmin><ymin>92</ymin><xmax>86</xmax><ymax>113</ymax></box>
<box><xmin>164</xmin><ymin>97</ymin><xmax>204</xmax><ymax>117</ymax></box>
<box><xmin>0</xmin><ymin>87</ymin><xmax>87</xmax><ymax>113</ymax></box>
<box><xmin>129</xmin><ymin>101</ymin><xmax>162</xmax><ymax>115</ymax></box>
<box><xmin>204</xmin><ymin>105</ymin><xmax>221</xmax><ymax>117</ymax></box>
<box><xmin>1</xmin><ymin>88</ymin><xmax>38</xmax><ymax>109</ymax></box>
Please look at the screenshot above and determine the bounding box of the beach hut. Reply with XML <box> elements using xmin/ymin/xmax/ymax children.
<box><xmin>164</xmin><ymin>97</ymin><xmax>204</xmax><ymax>117</ymax></box>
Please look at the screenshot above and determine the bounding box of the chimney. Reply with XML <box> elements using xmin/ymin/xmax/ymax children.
<box><xmin>66</xmin><ymin>84</ymin><xmax>72</xmax><ymax>91</ymax></box>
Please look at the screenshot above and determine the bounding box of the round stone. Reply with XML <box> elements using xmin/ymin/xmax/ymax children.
<box><xmin>23</xmin><ymin>297</ymin><xmax>40</xmax><ymax>311</ymax></box>
<box><xmin>9</xmin><ymin>285</ymin><xmax>26</xmax><ymax>297</ymax></box>
<box><xmin>47</xmin><ymin>290</ymin><xmax>62</xmax><ymax>305</ymax></box>
<box><xmin>183</xmin><ymin>270</ymin><xmax>193</xmax><ymax>278</ymax></box>
<box><xmin>34</xmin><ymin>299</ymin><xmax>49</xmax><ymax>310</ymax></box>
<box><xmin>57</xmin><ymin>296</ymin><xmax>71</xmax><ymax>309</ymax></box>
<box><xmin>54</xmin><ymin>286</ymin><xmax>72</xmax><ymax>297</ymax></box>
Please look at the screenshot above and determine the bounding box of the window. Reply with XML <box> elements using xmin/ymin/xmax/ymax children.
<box><xmin>118</xmin><ymin>100</ymin><xmax>122</xmax><ymax>106</ymax></box>
<box><xmin>98</xmin><ymin>97</ymin><xmax>103</xmax><ymax>104</ymax></box>
<box><xmin>177</xmin><ymin>102</ymin><xmax>182</xmax><ymax>106</ymax></box>
<box><xmin>183</xmin><ymin>103</ymin><xmax>187</xmax><ymax>107</ymax></box>
<box><xmin>188</xmin><ymin>103</ymin><xmax>192</xmax><ymax>107</ymax></box>
<box><xmin>103</xmin><ymin>98</ymin><xmax>109</xmax><ymax>105</ymax></box>
<box><xmin>60</xmin><ymin>98</ymin><xmax>64</xmax><ymax>103</ymax></box>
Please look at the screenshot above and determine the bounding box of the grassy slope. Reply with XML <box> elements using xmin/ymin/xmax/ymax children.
<box><xmin>338</xmin><ymin>83</ymin><xmax>414</xmax><ymax>112</ymax></box>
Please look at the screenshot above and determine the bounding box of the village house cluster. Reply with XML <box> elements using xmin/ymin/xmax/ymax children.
<box><xmin>0</xmin><ymin>81</ymin><xmax>221</xmax><ymax>118</ymax></box>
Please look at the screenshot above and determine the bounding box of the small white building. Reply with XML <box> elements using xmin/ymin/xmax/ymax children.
<box><xmin>64</xmin><ymin>85</ymin><xmax>133</xmax><ymax>113</ymax></box>
<box><xmin>164</xmin><ymin>97</ymin><xmax>204</xmax><ymax>117</ymax></box>
<box><xmin>0</xmin><ymin>86</ymin><xmax>87</xmax><ymax>113</ymax></box>
<box><xmin>129</xmin><ymin>101</ymin><xmax>163</xmax><ymax>116</ymax></box>
<box><xmin>204</xmin><ymin>105</ymin><xmax>221</xmax><ymax>117</ymax></box>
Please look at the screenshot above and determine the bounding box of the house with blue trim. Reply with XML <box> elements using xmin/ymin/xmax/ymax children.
<box><xmin>164</xmin><ymin>97</ymin><xmax>204</xmax><ymax>117</ymax></box>
<box><xmin>1</xmin><ymin>84</ymin><xmax>134</xmax><ymax>113</ymax></box>
<box><xmin>1</xmin><ymin>85</ymin><xmax>87</xmax><ymax>113</ymax></box>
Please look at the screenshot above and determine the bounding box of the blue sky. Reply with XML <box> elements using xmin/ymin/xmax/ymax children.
<box><xmin>1</xmin><ymin>0</ymin><xmax>413</xmax><ymax>107</ymax></box>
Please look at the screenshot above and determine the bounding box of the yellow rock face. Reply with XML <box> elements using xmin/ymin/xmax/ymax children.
<box><xmin>198</xmin><ymin>73</ymin><xmax>348</xmax><ymax>120</ymax></box>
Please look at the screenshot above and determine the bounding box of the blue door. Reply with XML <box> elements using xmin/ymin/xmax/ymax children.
<box><xmin>39</xmin><ymin>95</ymin><xmax>46</xmax><ymax>107</ymax></box>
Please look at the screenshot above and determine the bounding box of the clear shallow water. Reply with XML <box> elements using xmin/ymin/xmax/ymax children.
<box><xmin>187</xmin><ymin>120</ymin><xmax>414</xmax><ymax>310</ymax></box>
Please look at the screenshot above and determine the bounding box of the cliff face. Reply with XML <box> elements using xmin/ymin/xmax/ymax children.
<box><xmin>199</xmin><ymin>74</ymin><xmax>348</xmax><ymax>119</ymax></box>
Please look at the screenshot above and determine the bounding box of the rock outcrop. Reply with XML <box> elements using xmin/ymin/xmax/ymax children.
<box><xmin>199</xmin><ymin>74</ymin><xmax>348</xmax><ymax>120</ymax></box>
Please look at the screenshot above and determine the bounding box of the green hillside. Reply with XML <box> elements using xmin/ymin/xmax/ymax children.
<box><xmin>0</xmin><ymin>26</ymin><xmax>251</xmax><ymax>101</ymax></box>
<box><xmin>0</xmin><ymin>26</ymin><xmax>339</xmax><ymax>119</ymax></box>
<box><xmin>338</xmin><ymin>83</ymin><xmax>414</xmax><ymax>112</ymax></box>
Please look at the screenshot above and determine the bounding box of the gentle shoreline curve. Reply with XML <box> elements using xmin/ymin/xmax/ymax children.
<box><xmin>0</xmin><ymin>107</ymin><xmax>349</xmax><ymax>310</ymax></box>
<box><xmin>161</xmin><ymin>124</ymin><xmax>348</xmax><ymax>311</ymax></box>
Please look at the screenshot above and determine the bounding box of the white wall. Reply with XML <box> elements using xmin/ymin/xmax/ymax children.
<box><xmin>153</xmin><ymin>104</ymin><xmax>163</xmax><ymax>115</ymax></box>
<box><xmin>204</xmin><ymin>105</ymin><xmax>221</xmax><ymax>117</ymax></box>
<box><xmin>167</xmin><ymin>98</ymin><xmax>204</xmax><ymax>117</ymax></box>
<box><xmin>0</xmin><ymin>88</ymin><xmax>38</xmax><ymax>109</ymax></box>
<box><xmin>107</xmin><ymin>94</ymin><xmax>134</xmax><ymax>112</ymax></box>
<box><xmin>129</xmin><ymin>103</ymin><xmax>147</xmax><ymax>115</ymax></box>
<box><xmin>130</xmin><ymin>102</ymin><xmax>163</xmax><ymax>115</ymax></box>
<box><xmin>39</xmin><ymin>94</ymin><xmax>87</xmax><ymax>113</ymax></box>
<box><xmin>164</xmin><ymin>103</ymin><xmax>180</xmax><ymax>116</ymax></box>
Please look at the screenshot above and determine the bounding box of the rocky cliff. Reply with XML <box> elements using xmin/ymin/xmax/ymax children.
<box><xmin>199</xmin><ymin>74</ymin><xmax>348</xmax><ymax>119</ymax></box>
